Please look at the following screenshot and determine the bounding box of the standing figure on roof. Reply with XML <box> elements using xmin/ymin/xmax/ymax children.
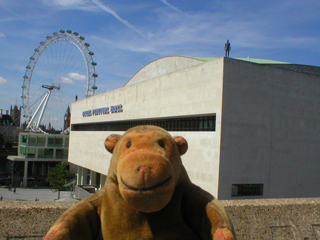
<box><xmin>225</xmin><ymin>40</ymin><xmax>231</xmax><ymax>57</ymax></box>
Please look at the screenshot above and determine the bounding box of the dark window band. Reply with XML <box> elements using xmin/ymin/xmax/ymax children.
<box><xmin>71</xmin><ymin>115</ymin><xmax>216</xmax><ymax>132</ymax></box>
<box><xmin>232</xmin><ymin>184</ymin><xmax>264</xmax><ymax>197</ymax></box>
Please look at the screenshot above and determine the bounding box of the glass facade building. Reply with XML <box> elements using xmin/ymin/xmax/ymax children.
<box><xmin>7</xmin><ymin>133</ymin><xmax>69</xmax><ymax>187</ymax></box>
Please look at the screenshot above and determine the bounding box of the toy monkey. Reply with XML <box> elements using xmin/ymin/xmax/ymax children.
<box><xmin>45</xmin><ymin>125</ymin><xmax>236</xmax><ymax>240</ymax></box>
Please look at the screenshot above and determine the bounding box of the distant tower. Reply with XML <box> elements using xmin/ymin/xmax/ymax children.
<box><xmin>64</xmin><ymin>106</ymin><xmax>71</xmax><ymax>130</ymax></box>
<box><xmin>10</xmin><ymin>105</ymin><xmax>21</xmax><ymax>126</ymax></box>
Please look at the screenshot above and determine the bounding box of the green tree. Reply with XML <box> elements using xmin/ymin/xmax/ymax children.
<box><xmin>46</xmin><ymin>162</ymin><xmax>75</xmax><ymax>199</ymax></box>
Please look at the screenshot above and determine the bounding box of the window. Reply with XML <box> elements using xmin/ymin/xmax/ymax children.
<box><xmin>20</xmin><ymin>147</ymin><xmax>27</xmax><ymax>156</ymax></box>
<box><xmin>71</xmin><ymin>115</ymin><xmax>216</xmax><ymax>132</ymax></box>
<box><xmin>26</xmin><ymin>147</ymin><xmax>36</xmax><ymax>158</ymax></box>
<box><xmin>64</xmin><ymin>136</ymin><xmax>69</xmax><ymax>147</ymax></box>
<box><xmin>48</xmin><ymin>137</ymin><xmax>55</xmax><ymax>146</ymax></box>
<box><xmin>20</xmin><ymin>135</ymin><xmax>28</xmax><ymax>144</ymax></box>
<box><xmin>56</xmin><ymin>149</ymin><xmax>63</xmax><ymax>159</ymax></box>
<box><xmin>37</xmin><ymin>135</ymin><xmax>46</xmax><ymax>146</ymax></box>
<box><xmin>38</xmin><ymin>148</ymin><xmax>45</xmax><ymax>158</ymax></box>
<box><xmin>29</xmin><ymin>135</ymin><xmax>37</xmax><ymax>146</ymax></box>
<box><xmin>63</xmin><ymin>149</ymin><xmax>68</xmax><ymax>159</ymax></box>
<box><xmin>48</xmin><ymin>137</ymin><xmax>63</xmax><ymax>147</ymax></box>
<box><xmin>55</xmin><ymin>137</ymin><xmax>63</xmax><ymax>146</ymax></box>
<box><xmin>232</xmin><ymin>184</ymin><xmax>263</xmax><ymax>197</ymax></box>
<box><xmin>44</xmin><ymin>148</ymin><xmax>54</xmax><ymax>158</ymax></box>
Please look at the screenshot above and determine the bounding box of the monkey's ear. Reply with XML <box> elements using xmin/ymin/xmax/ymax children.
<box><xmin>104</xmin><ymin>134</ymin><xmax>122</xmax><ymax>153</ymax></box>
<box><xmin>173</xmin><ymin>136</ymin><xmax>188</xmax><ymax>156</ymax></box>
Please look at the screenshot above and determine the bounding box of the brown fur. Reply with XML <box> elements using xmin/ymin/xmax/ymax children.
<box><xmin>45</xmin><ymin>125</ymin><xmax>236</xmax><ymax>240</ymax></box>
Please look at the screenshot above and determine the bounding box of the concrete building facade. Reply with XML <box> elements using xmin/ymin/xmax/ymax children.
<box><xmin>68</xmin><ymin>57</ymin><xmax>320</xmax><ymax>200</ymax></box>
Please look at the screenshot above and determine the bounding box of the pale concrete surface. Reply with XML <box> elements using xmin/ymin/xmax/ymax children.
<box><xmin>0</xmin><ymin>187</ymin><xmax>73</xmax><ymax>201</ymax></box>
<box><xmin>125</xmin><ymin>56</ymin><xmax>205</xmax><ymax>86</ymax></box>
<box><xmin>0</xmin><ymin>198</ymin><xmax>319</xmax><ymax>239</ymax></box>
<box><xmin>69</xmin><ymin>58</ymin><xmax>224</xmax><ymax>197</ymax></box>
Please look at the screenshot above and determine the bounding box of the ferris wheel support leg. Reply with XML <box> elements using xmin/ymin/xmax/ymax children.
<box><xmin>36</xmin><ymin>90</ymin><xmax>52</xmax><ymax>129</ymax></box>
<box><xmin>25</xmin><ymin>90</ymin><xmax>51</xmax><ymax>132</ymax></box>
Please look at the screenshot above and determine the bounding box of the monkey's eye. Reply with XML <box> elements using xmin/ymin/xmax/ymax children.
<box><xmin>158</xmin><ymin>140</ymin><xmax>165</xmax><ymax>148</ymax></box>
<box><xmin>126</xmin><ymin>141</ymin><xmax>131</xmax><ymax>148</ymax></box>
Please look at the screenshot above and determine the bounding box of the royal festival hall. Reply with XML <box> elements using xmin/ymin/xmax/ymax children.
<box><xmin>68</xmin><ymin>56</ymin><xmax>320</xmax><ymax>200</ymax></box>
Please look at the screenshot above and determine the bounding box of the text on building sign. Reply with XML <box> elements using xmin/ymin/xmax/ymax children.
<box><xmin>82</xmin><ymin>104</ymin><xmax>123</xmax><ymax>117</ymax></box>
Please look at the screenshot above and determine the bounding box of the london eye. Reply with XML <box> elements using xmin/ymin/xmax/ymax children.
<box><xmin>21</xmin><ymin>29</ymin><xmax>98</xmax><ymax>133</ymax></box>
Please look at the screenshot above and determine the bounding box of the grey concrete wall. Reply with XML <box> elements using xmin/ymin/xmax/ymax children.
<box><xmin>1</xmin><ymin>198</ymin><xmax>319</xmax><ymax>239</ymax></box>
<box><xmin>219</xmin><ymin>58</ymin><xmax>320</xmax><ymax>200</ymax></box>
<box><xmin>224</xmin><ymin>198</ymin><xmax>320</xmax><ymax>240</ymax></box>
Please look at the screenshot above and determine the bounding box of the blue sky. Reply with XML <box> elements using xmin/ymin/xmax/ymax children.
<box><xmin>0</xmin><ymin>0</ymin><xmax>319</xmax><ymax>129</ymax></box>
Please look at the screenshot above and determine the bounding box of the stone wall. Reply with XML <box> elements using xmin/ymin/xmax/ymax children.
<box><xmin>0</xmin><ymin>198</ymin><xmax>319</xmax><ymax>239</ymax></box>
<box><xmin>223</xmin><ymin>198</ymin><xmax>320</xmax><ymax>240</ymax></box>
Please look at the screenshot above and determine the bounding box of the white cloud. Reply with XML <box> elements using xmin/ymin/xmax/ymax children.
<box><xmin>0</xmin><ymin>76</ymin><xmax>7</xmax><ymax>85</ymax></box>
<box><xmin>58</xmin><ymin>77</ymin><xmax>74</xmax><ymax>84</ymax></box>
<box><xmin>41</xmin><ymin>0</ymin><xmax>96</xmax><ymax>11</ymax></box>
<box><xmin>52</xmin><ymin>0</ymin><xmax>87</xmax><ymax>6</ymax></box>
<box><xmin>53</xmin><ymin>95</ymin><xmax>62</xmax><ymax>101</ymax></box>
<box><xmin>160</xmin><ymin>0</ymin><xmax>182</xmax><ymax>13</ymax></box>
<box><xmin>0</xmin><ymin>33</ymin><xmax>5</xmax><ymax>38</ymax></box>
<box><xmin>92</xmin><ymin>0</ymin><xmax>145</xmax><ymax>37</ymax></box>
<box><xmin>68</xmin><ymin>72</ymin><xmax>86</xmax><ymax>81</ymax></box>
<box><xmin>52</xmin><ymin>73</ymin><xmax>86</xmax><ymax>85</ymax></box>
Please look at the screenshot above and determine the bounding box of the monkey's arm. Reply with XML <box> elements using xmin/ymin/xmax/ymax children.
<box><xmin>45</xmin><ymin>192</ymin><xmax>103</xmax><ymax>240</ymax></box>
<box><xmin>182</xmin><ymin>184</ymin><xmax>236</xmax><ymax>240</ymax></box>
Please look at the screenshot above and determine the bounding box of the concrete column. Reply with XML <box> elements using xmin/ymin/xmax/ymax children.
<box><xmin>76</xmin><ymin>166</ymin><xmax>82</xmax><ymax>185</ymax></box>
<box><xmin>46</xmin><ymin>163</ymin><xmax>50</xmax><ymax>180</ymax></box>
<box><xmin>78</xmin><ymin>167</ymin><xmax>85</xmax><ymax>185</ymax></box>
<box><xmin>96</xmin><ymin>173</ymin><xmax>101</xmax><ymax>188</ymax></box>
<box><xmin>82</xmin><ymin>168</ymin><xmax>88</xmax><ymax>185</ymax></box>
<box><xmin>100</xmin><ymin>175</ymin><xmax>107</xmax><ymax>188</ymax></box>
<box><xmin>32</xmin><ymin>162</ymin><xmax>35</xmax><ymax>177</ymax></box>
<box><xmin>89</xmin><ymin>171</ymin><xmax>96</xmax><ymax>186</ymax></box>
<box><xmin>23</xmin><ymin>161</ymin><xmax>28</xmax><ymax>187</ymax></box>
